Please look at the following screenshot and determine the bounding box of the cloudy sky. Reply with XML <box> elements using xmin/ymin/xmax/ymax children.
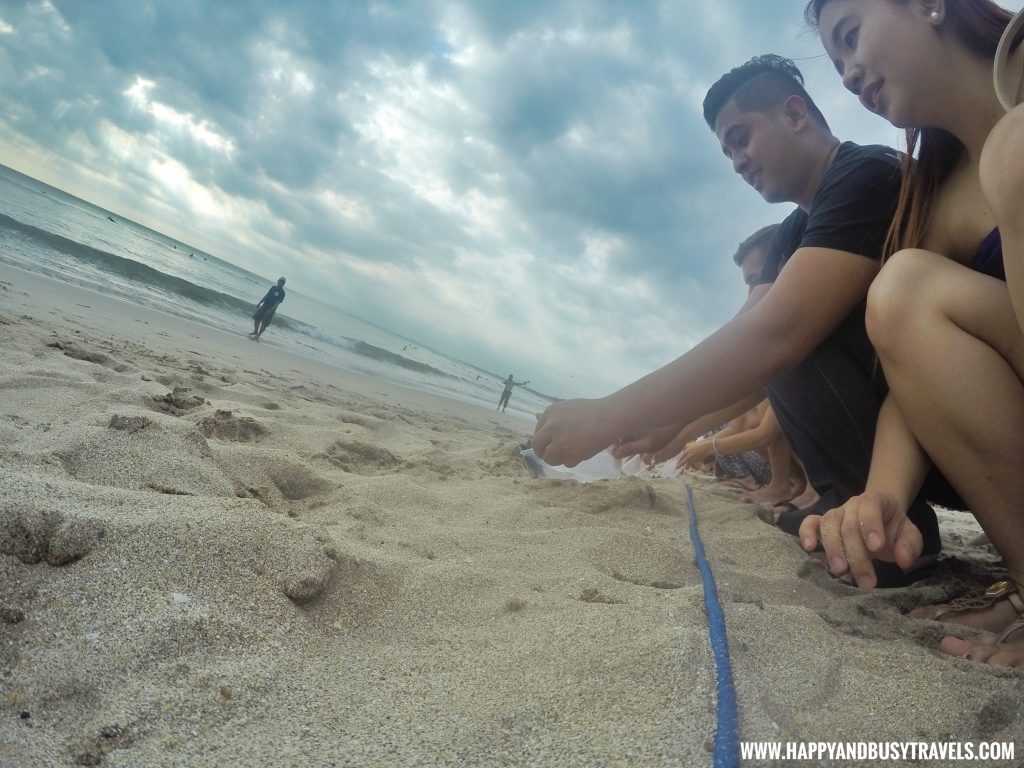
<box><xmin>2</xmin><ymin>1</ymin><xmax>1016</xmax><ymax>398</ymax></box>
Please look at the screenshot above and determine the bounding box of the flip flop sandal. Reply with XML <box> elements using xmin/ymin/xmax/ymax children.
<box><xmin>994</xmin><ymin>8</ymin><xmax>1024</xmax><ymax>112</ymax></box>
<box><xmin>995</xmin><ymin>617</ymin><xmax>1024</xmax><ymax>644</ymax></box>
<box><xmin>754</xmin><ymin>501</ymin><xmax>798</xmax><ymax>526</ymax></box>
<box><xmin>931</xmin><ymin>580</ymin><xmax>1024</xmax><ymax>621</ymax></box>
<box><xmin>755</xmin><ymin>505</ymin><xmax>780</xmax><ymax>526</ymax></box>
<box><xmin>870</xmin><ymin>555</ymin><xmax>940</xmax><ymax>589</ymax></box>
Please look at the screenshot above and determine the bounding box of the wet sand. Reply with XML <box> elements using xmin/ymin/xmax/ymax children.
<box><xmin>1</xmin><ymin>266</ymin><xmax>1020</xmax><ymax>767</ymax></box>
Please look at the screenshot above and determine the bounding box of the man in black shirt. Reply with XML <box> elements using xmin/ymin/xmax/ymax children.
<box><xmin>533</xmin><ymin>55</ymin><xmax>949</xmax><ymax>585</ymax></box>
<box><xmin>251</xmin><ymin>277</ymin><xmax>286</xmax><ymax>341</ymax></box>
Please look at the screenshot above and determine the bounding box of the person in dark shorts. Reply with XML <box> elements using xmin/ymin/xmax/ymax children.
<box><xmin>251</xmin><ymin>277</ymin><xmax>286</xmax><ymax>340</ymax></box>
<box><xmin>497</xmin><ymin>374</ymin><xmax>529</xmax><ymax>412</ymax></box>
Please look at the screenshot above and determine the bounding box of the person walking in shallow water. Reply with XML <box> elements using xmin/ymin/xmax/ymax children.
<box><xmin>250</xmin><ymin>277</ymin><xmax>286</xmax><ymax>341</ymax></box>
<box><xmin>497</xmin><ymin>374</ymin><xmax>528</xmax><ymax>412</ymax></box>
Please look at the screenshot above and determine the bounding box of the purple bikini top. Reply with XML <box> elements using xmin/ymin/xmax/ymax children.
<box><xmin>973</xmin><ymin>228</ymin><xmax>1005</xmax><ymax>281</ymax></box>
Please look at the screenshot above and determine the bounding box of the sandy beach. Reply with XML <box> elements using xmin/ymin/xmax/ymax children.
<box><xmin>1</xmin><ymin>264</ymin><xmax>1021</xmax><ymax>767</ymax></box>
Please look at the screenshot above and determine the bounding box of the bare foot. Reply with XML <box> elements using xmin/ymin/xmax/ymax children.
<box><xmin>721</xmin><ymin>476</ymin><xmax>759</xmax><ymax>492</ymax></box>
<box><xmin>938</xmin><ymin>630</ymin><xmax>1024</xmax><ymax>669</ymax></box>
<box><xmin>746</xmin><ymin>484</ymin><xmax>795</xmax><ymax>506</ymax></box>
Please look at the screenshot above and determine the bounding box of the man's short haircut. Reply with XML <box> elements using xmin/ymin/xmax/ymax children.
<box><xmin>703</xmin><ymin>54</ymin><xmax>830</xmax><ymax>132</ymax></box>
<box><xmin>733</xmin><ymin>223</ymin><xmax>781</xmax><ymax>266</ymax></box>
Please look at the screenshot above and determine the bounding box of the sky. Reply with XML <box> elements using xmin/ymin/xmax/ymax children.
<box><xmin>1</xmin><ymin>1</ymin><xmax>1016</xmax><ymax>399</ymax></box>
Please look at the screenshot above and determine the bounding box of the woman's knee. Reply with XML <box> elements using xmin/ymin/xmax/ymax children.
<box><xmin>981</xmin><ymin>106</ymin><xmax>1024</xmax><ymax>222</ymax></box>
<box><xmin>865</xmin><ymin>249</ymin><xmax>936</xmax><ymax>351</ymax></box>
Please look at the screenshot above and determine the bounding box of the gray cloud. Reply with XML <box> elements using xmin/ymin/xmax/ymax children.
<box><xmin>0</xmin><ymin>0</ymin><xmax>950</xmax><ymax>397</ymax></box>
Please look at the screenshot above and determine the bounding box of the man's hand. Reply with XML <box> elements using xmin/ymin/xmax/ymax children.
<box><xmin>798</xmin><ymin>490</ymin><xmax>922</xmax><ymax>590</ymax></box>
<box><xmin>533</xmin><ymin>398</ymin><xmax>616</xmax><ymax>468</ymax></box>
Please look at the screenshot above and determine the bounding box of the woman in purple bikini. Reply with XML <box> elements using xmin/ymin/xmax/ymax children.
<box><xmin>801</xmin><ymin>0</ymin><xmax>1024</xmax><ymax>668</ymax></box>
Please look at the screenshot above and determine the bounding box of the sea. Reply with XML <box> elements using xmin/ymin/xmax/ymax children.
<box><xmin>0</xmin><ymin>163</ymin><xmax>555</xmax><ymax>419</ymax></box>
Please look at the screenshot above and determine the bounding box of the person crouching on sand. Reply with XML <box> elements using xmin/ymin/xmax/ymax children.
<box><xmin>533</xmin><ymin>54</ymin><xmax>958</xmax><ymax>587</ymax></box>
<box><xmin>801</xmin><ymin>0</ymin><xmax>1024</xmax><ymax>669</ymax></box>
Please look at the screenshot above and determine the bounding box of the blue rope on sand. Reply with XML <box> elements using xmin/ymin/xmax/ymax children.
<box><xmin>685</xmin><ymin>485</ymin><xmax>739</xmax><ymax>768</ymax></box>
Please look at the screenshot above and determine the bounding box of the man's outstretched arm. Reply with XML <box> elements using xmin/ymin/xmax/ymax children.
<box><xmin>533</xmin><ymin>246</ymin><xmax>879</xmax><ymax>467</ymax></box>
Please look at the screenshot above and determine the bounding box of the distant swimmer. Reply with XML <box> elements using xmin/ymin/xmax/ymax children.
<box><xmin>250</xmin><ymin>277</ymin><xmax>286</xmax><ymax>341</ymax></box>
<box><xmin>497</xmin><ymin>374</ymin><xmax>528</xmax><ymax>412</ymax></box>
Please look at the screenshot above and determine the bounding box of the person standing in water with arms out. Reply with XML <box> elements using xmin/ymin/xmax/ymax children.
<box><xmin>497</xmin><ymin>374</ymin><xmax>529</xmax><ymax>412</ymax></box>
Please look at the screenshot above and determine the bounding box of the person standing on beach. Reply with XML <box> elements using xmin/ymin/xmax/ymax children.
<box><xmin>251</xmin><ymin>277</ymin><xmax>286</xmax><ymax>341</ymax></box>
<box><xmin>532</xmin><ymin>55</ymin><xmax>959</xmax><ymax>584</ymax></box>
<box><xmin>497</xmin><ymin>374</ymin><xmax>528</xmax><ymax>412</ymax></box>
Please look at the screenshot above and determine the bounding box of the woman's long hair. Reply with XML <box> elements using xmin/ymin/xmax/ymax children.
<box><xmin>805</xmin><ymin>0</ymin><xmax>1023</xmax><ymax>256</ymax></box>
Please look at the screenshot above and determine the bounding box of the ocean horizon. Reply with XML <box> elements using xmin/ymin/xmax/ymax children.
<box><xmin>0</xmin><ymin>163</ymin><xmax>557</xmax><ymax>419</ymax></box>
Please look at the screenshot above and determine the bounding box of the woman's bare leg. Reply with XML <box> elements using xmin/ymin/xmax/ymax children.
<box><xmin>867</xmin><ymin>249</ymin><xmax>1024</xmax><ymax>665</ymax></box>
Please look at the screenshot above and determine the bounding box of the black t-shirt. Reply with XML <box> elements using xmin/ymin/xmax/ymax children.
<box><xmin>757</xmin><ymin>142</ymin><xmax>902</xmax><ymax>285</ymax></box>
<box><xmin>756</xmin><ymin>142</ymin><xmax>902</xmax><ymax>377</ymax></box>
<box><xmin>261</xmin><ymin>285</ymin><xmax>286</xmax><ymax>307</ymax></box>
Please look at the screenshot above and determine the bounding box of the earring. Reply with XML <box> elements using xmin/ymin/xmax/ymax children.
<box><xmin>930</xmin><ymin>10</ymin><xmax>940</xmax><ymax>19</ymax></box>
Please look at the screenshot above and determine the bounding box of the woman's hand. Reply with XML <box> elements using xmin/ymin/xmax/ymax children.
<box><xmin>798</xmin><ymin>490</ymin><xmax>922</xmax><ymax>590</ymax></box>
<box><xmin>678</xmin><ymin>439</ymin><xmax>713</xmax><ymax>469</ymax></box>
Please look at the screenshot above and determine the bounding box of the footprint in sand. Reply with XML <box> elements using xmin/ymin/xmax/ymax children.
<box><xmin>71</xmin><ymin>723</ymin><xmax>133</xmax><ymax>767</ymax></box>
<box><xmin>334</xmin><ymin>410</ymin><xmax>385</xmax><ymax>428</ymax></box>
<box><xmin>592</xmin><ymin>538</ymin><xmax>691</xmax><ymax>591</ymax></box>
<box><xmin>478</xmin><ymin>440</ymin><xmax>531</xmax><ymax>475</ymax></box>
<box><xmin>976</xmin><ymin>694</ymin><xmax>1019</xmax><ymax>736</ymax></box>
<box><xmin>319</xmin><ymin>440</ymin><xmax>401</xmax><ymax>475</ymax></box>
<box><xmin>533</xmin><ymin>479</ymin><xmax>680</xmax><ymax>517</ymax></box>
<box><xmin>108</xmin><ymin>415</ymin><xmax>153</xmax><ymax>434</ymax></box>
<box><xmin>283</xmin><ymin>546</ymin><xmax>338</xmax><ymax>604</ymax></box>
<box><xmin>46</xmin><ymin>341</ymin><xmax>132</xmax><ymax>373</ymax></box>
<box><xmin>0</xmin><ymin>507</ymin><xmax>102</xmax><ymax>567</ymax></box>
<box><xmin>579</xmin><ymin>588</ymin><xmax>625</xmax><ymax>605</ymax></box>
<box><xmin>197</xmin><ymin>410</ymin><xmax>268</xmax><ymax>442</ymax></box>
<box><xmin>266</xmin><ymin>461</ymin><xmax>333</xmax><ymax>502</ymax></box>
<box><xmin>402</xmin><ymin>455</ymin><xmax>457</xmax><ymax>480</ymax></box>
<box><xmin>280</xmin><ymin>534</ymin><xmax>347</xmax><ymax>604</ymax></box>
<box><xmin>152</xmin><ymin>386</ymin><xmax>208</xmax><ymax>415</ymax></box>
